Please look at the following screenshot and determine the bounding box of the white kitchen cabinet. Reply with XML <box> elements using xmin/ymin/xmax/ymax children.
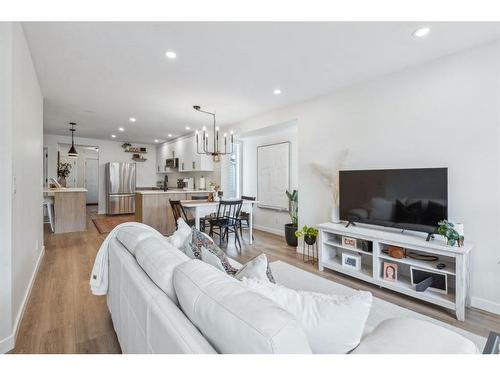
<box><xmin>157</xmin><ymin>136</ymin><xmax>214</xmax><ymax>173</ymax></box>
<box><xmin>178</xmin><ymin>136</ymin><xmax>214</xmax><ymax>172</ymax></box>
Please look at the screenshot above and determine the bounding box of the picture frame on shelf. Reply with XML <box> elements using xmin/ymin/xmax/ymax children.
<box><xmin>342</xmin><ymin>236</ymin><xmax>357</xmax><ymax>249</ymax></box>
<box><xmin>383</xmin><ymin>262</ymin><xmax>398</xmax><ymax>282</ymax></box>
<box><xmin>410</xmin><ymin>266</ymin><xmax>448</xmax><ymax>294</ymax></box>
<box><xmin>342</xmin><ymin>253</ymin><xmax>361</xmax><ymax>271</ymax></box>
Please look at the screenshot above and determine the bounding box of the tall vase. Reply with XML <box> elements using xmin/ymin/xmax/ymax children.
<box><xmin>58</xmin><ymin>176</ymin><xmax>67</xmax><ymax>187</ymax></box>
<box><xmin>331</xmin><ymin>203</ymin><xmax>340</xmax><ymax>224</ymax></box>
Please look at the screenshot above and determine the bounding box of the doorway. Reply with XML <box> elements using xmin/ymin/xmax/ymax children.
<box><xmin>58</xmin><ymin>143</ymin><xmax>100</xmax><ymax>208</ymax></box>
<box><xmin>85</xmin><ymin>158</ymin><xmax>99</xmax><ymax>204</ymax></box>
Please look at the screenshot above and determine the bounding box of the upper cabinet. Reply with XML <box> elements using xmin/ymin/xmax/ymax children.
<box><xmin>156</xmin><ymin>135</ymin><xmax>214</xmax><ymax>173</ymax></box>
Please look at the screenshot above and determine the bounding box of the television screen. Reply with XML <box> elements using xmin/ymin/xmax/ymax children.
<box><xmin>339</xmin><ymin>168</ymin><xmax>448</xmax><ymax>234</ymax></box>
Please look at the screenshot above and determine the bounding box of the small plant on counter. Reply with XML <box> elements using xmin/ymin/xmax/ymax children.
<box><xmin>437</xmin><ymin>220</ymin><xmax>464</xmax><ymax>247</ymax></box>
<box><xmin>121</xmin><ymin>142</ymin><xmax>131</xmax><ymax>150</ymax></box>
<box><xmin>57</xmin><ymin>161</ymin><xmax>72</xmax><ymax>187</ymax></box>
<box><xmin>57</xmin><ymin>162</ymin><xmax>72</xmax><ymax>178</ymax></box>
<box><xmin>295</xmin><ymin>225</ymin><xmax>319</xmax><ymax>245</ymax></box>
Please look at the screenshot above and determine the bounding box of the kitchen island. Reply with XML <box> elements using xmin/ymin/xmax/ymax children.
<box><xmin>135</xmin><ymin>190</ymin><xmax>212</xmax><ymax>235</ymax></box>
<box><xmin>44</xmin><ymin>188</ymin><xmax>88</xmax><ymax>233</ymax></box>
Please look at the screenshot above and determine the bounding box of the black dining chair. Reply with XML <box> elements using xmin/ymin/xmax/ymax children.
<box><xmin>208</xmin><ymin>199</ymin><xmax>243</xmax><ymax>250</ymax></box>
<box><xmin>238</xmin><ymin>195</ymin><xmax>256</xmax><ymax>241</ymax></box>
<box><xmin>169</xmin><ymin>199</ymin><xmax>195</xmax><ymax>228</ymax></box>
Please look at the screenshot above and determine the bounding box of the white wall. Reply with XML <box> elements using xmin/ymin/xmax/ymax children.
<box><xmin>229</xmin><ymin>41</ymin><xmax>500</xmax><ymax>315</ymax></box>
<box><xmin>0</xmin><ymin>22</ymin><xmax>14</xmax><ymax>353</ymax></box>
<box><xmin>44</xmin><ymin>134</ymin><xmax>157</xmax><ymax>214</ymax></box>
<box><xmin>0</xmin><ymin>22</ymin><xmax>44</xmax><ymax>353</ymax></box>
<box><xmin>239</xmin><ymin>121</ymin><xmax>298</xmax><ymax>235</ymax></box>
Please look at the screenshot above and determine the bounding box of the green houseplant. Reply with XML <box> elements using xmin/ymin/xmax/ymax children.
<box><xmin>284</xmin><ymin>189</ymin><xmax>298</xmax><ymax>247</ymax></box>
<box><xmin>437</xmin><ymin>220</ymin><xmax>464</xmax><ymax>247</ymax></box>
<box><xmin>295</xmin><ymin>225</ymin><xmax>319</xmax><ymax>245</ymax></box>
<box><xmin>57</xmin><ymin>162</ymin><xmax>72</xmax><ymax>187</ymax></box>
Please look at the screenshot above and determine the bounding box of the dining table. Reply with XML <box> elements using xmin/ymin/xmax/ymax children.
<box><xmin>181</xmin><ymin>199</ymin><xmax>258</xmax><ymax>244</ymax></box>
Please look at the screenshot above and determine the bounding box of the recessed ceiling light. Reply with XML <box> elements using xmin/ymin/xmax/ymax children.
<box><xmin>413</xmin><ymin>27</ymin><xmax>430</xmax><ymax>38</ymax></box>
<box><xmin>185</xmin><ymin>126</ymin><xmax>191</xmax><ymax>130</ymax></box>
<box><xmin>273</xmin><ymin>88</ymin><xmax>282</xmax><ymax>95</ymax></box>
<box><xmin>168</xmin><ymin>134</ymin><xmax>173</xmax><ymax>137</ymax></box>
<box><xmin>165</xmin><ymin>51</ymin><xmax>177</xmax><ymax>59</ymax></box>
<box><xmin>111</xmin><ymin>134</ymin><xmax>116</xmax><ymax>138</ymax></box>
<box><xmin>154</xmin><ymin>139</ymin><xmax>159</xmax><ymax>143</ymax></box>
<box><xmin>129</xmin><ymin>117</ymin><xmax>136</xmax><ymax>123</ymax></box>
<box><xmin>118</xmin><ymin>127</ymin><xmax>125</xmax><ymax>132</ymax></box>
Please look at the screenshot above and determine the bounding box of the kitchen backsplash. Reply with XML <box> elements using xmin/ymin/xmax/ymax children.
<box><xmin>158</xmin><ymin>170</ymin><xmax>221</xmax><ymax>190</ymax></box>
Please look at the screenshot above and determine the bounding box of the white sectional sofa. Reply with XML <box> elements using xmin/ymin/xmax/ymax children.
<box><xmin>105</xmin><ymin>226</ymin><xmax>479</xmax><ymax>354</ymax></box>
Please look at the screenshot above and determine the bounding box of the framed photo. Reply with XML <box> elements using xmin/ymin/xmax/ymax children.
<box><xmin>383</xmin><ymin>262</ymin><xmax>398</xmax><ymax>282</ymax></box>
<box><xmin>342</xmin><ymin>236</ymin><xmax>357</xmax><ymax>249</ymax></box>
<box><xmin>410</xmin><ymin>266</ymin><xmax>448</xmax><ymax>294</ymax></box>
<box><xmin>342</xmin><ymin>253</ymin><xmax>361</xmax><ymax>271</ymax></box>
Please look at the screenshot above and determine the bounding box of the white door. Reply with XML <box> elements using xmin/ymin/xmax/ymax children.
<box><xmin>85</xmin><ymin>158</ymin><xmax>99</xmax><ymax>204</ymax></box>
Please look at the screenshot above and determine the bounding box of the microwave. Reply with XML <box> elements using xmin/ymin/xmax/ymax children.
<box><xmin>165</xmin><ymin>158</ymin><xmax>179</xmax><ymax>169</ymax></box>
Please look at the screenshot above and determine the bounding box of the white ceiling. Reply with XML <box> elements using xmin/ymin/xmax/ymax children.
<box><xmin>23</xmin><ymin>22</ymin><xmax>500</xmax><ymax>144</ymax></box>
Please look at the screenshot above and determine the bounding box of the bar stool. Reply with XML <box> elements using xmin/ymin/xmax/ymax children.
<box><xmin>43</xmin><ymin>197</ymin><xmax>55</xmax><ymax>233</ymax></box>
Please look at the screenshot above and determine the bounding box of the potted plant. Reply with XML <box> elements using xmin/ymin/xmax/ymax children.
<box><xmin>437</xmin><ymin>220</ymin><xmax>464</xmax><ymax>247</ymax></box>
<box><xmin>284</xmin><ymin>189</ymin><xmax>298</xmax><ymax>247</ymax></box>
<box><xmin>57</xmin><ymin>162</ymin><xmax>72</xmax><ymax>187</ymax></box>
<box><xmin>121</xmin><ymin>142</ymin><xmax>131</xmax><ymax>150</ymax></box>
<box><xmin>295</xmin><ymin>225</ymin><xmax>319</xmax><ymax>245</ymax></box>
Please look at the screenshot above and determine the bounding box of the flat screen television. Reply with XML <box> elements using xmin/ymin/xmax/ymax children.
<box><xmin>339</xmin><ymin>168</ymin><xmax>448</xmax><ymax>236</ymax></box>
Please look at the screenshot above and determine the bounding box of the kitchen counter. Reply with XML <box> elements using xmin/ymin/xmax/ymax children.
<box><xmin>44</xmin><ymin>187</ymin><xmax>88</xmax><ymax>196</ymax></box>
<box><xmin>44</xmin><ymin>188</ymin><xmax>87</xmax><ymax>233</ymax></box>
<box><xmin>135</xmin><ymin>189</ymin><xmax>212</xmax><ymax>195</ymax></box>
<box><xmin>135</xmin><ymin>190</ymin><xmax>211</xmax><ymax>235</ymax></box>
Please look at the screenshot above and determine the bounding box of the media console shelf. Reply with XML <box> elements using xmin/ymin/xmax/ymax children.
<box><xmin>317</xmin><ymin>222</ymin><xmax>473</xmax><ymax>321</ymax></box>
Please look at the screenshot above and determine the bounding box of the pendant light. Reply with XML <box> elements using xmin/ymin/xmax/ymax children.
<box><xmin>67</xmin><ymin>122</ymin><xmax>78</xmax><ymax>158</ymax></box>
<box><xmin>193</xmin><ymin>105</ymin><xmax>234</xmax><ymax>162</ymax></box>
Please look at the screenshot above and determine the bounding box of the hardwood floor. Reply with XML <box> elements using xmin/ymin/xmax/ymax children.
<box><xmin>11</xmin><ymin>207</ymin><xmax>500</xmax><ymax>353</ymax></box>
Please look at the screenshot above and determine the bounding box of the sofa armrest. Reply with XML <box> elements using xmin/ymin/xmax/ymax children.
<box><xmin>483</xmin><ymin>331</ymin><xmax>500</xmax><ymax>354</ymax></box>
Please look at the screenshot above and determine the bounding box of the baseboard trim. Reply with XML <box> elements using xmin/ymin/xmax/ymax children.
<box><xmin>10</xmin><ymin>245</ymin><xmax>45</xmax><ymax>348</ymax></box>
<box><xmin>0</xmin><ymin>334</ymin><xmax>15</xmax><ymax>354</ymax></box>
<box><xmin>252</xmin><ymin>224</ymin><xmax>284</xmax><ymax>237</ymax></box>
<box><xmin>470</xmin><ymin>296</ymin><xmax>500</xmax><ymax>316</ymax></box>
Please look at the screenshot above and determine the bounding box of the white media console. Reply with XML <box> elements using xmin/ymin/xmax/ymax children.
<box><xmin>317</xmin><ymin>222</ymin><xmax>473</xmax><ymax>320</ymax></box>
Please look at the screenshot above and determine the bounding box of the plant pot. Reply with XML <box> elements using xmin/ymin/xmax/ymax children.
<box><xmin>58</xmin><ymin>177</ymin><xmax>67</xmax><ymax>187</ymax></box>
<box><xmin>304</xmin><ymin>234</ymin><xmax>317</xmax><ymax>245</ymax></box>
<box><xmin>284</xmin><ymin>223</ymin><xmax>298</xmax><ymax>247</ymax></box>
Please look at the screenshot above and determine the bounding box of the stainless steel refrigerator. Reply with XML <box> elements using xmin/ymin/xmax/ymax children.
<box><xmin>105</xmin><ymin>162</ymin><xmax>136</xmax><ymax>214</ymax></box>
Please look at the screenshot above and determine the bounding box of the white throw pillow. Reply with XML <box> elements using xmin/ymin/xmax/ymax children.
<box><xmin>234</xmin><ymin>253</ymin><xmax>275</xmax><ymax>283</ymax></box>
<box><xmin>241</xmin><ymin>277</ymin><xmax>372</xmax><ymax>354</ymax></box>
<box><xmin>167</xmin><ymin>218</ymin><xmax>192</xmax><ymax>249</ymax></box>
<box><xmin>135</xmin><ymin>236</ymin><xmax>190</xmax><ymax>305</ymax></box>
<box><xmin>173</xmin><ymin>260</ymin><xmax>312</xmax><ymax>354</ymax></box>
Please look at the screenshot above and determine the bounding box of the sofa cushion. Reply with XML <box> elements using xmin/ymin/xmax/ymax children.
<box><xmin>241</xmin><ymin>277</ymin><xmax>372</xmax><ymax>353</ymax></box>
<box><xmin>351</xmin><ymin>318</ymin><xmax>479</xmax><ymax>354</ymax></box>
<box><xmin>135</xmin><ymin>236</ymin><xmax>190</xmax><ymax>305</ymax></box>
<box><xmin>173</xmin><ymin>260</ymin><xmax>312</xmax><ymax>354</ymax></box>
<box><xmin>116</xmin><ymin>226</ymin><xmax>159</xmax><ymax>255</ymax></box>
<box><xmin>234</xmin><ymin>253</ymin><xmax>275</xmax><ymax>283</ymax></box>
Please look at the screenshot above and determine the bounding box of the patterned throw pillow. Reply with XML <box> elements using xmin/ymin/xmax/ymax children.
<box><xmin>186</xmin><ymin>229</ymin><xmax>238</xmax><ymax>274</ymax></box>
<box><xmin>201</xmin><ymin>245</ymin><xmax>238</xmax><ymax>275</ymax></box>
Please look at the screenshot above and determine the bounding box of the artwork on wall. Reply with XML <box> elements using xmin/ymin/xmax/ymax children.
<box><xmin>257</xmin><ymin>141</ymin><xmax>290</xmax><ymax>210</ymax></box>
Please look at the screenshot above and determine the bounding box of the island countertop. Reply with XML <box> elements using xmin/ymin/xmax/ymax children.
<box><xmin>44</xmin><ymin>187</ymin><xmax>88</xmax><ymax>196</ymax></box>
<box><xmin>135</xmin><ymin>189</ymin><xmax>212</xmax><ymax>195</ymax></box>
